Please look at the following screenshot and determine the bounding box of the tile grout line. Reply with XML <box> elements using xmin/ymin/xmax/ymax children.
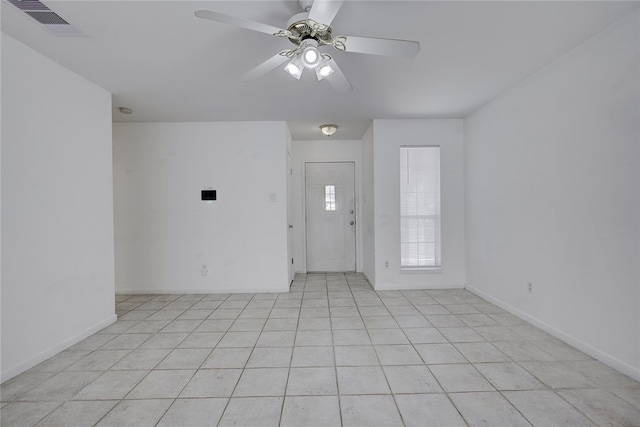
<box><xmin>214</xmin><ymin>290</ymin><xmax>274</xmax><ymax>427</ymax></box>
<box><xmin>4</xmin><ymin>274</ymin><xmax>639</xmax><ymax>426</ymax></box>
<box><xmin>102</xmin><ymin>293</ymin><xmax>227</xmax><ymax>426</ymax></box>
<box><xmin>401</xmin><ymin>289</ymin><xmax>472</xmax><ymax>426</ymax></box>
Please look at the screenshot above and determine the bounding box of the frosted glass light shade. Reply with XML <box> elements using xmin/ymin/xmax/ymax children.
<box><xmin>300</xmin><ymin>40</ymin><xmax>321</xmax><ymax>69</ymax></box>
<box><xmin>284</xmin><ymin>55</ymin><xmax>303</xmax><ymax>79</ymax></box>
<box><xmin>320</xmin><ymin>124</ymin><xmax>338</xmax><ymax>136</ymax></box>
<box><xmin>315</xmin><ymin>60</ymin><xmax>334</xmax><ymax>80</ymax></box>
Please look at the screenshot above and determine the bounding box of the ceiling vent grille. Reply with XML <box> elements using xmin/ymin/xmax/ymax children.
<box><xmin>8</xmin><ymin>0</ymin><xmax>48</xmax><ymax>11</ymax></box>
<box><xmin>7</xmin><ymin>0</ymin><xmax>84</xmax><ymax>36</ymax></box>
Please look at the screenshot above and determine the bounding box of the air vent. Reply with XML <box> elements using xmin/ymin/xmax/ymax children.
<box><xmin>26</xmin><ymin>11</ymin><xmax>69</xmax><ymax>25</ymax></box>
<box><xmin>7</xmin><ymin>0</ymin><xmax>84</xmax><ymax>36</ymax></box>
<box><xmin>8</xmin><ymin>0</ymin><xmax>48</xmax><ymax>11</ymax></box>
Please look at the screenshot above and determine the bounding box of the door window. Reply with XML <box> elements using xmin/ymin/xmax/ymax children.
<box><xmin>325</xmin><ymin>185</ymin><xmax>336</xmax><ymax>211</ymax></box>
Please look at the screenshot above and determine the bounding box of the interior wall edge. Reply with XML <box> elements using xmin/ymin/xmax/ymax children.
<box><xmin>361</xmin><ymin>271</ymin><xmax>375</xmax><ymax>287</ymax></box>
<box><xmin>0</xmin><ymin>314</ymin><xmax>117</xmax><ymax>384</ymax></box>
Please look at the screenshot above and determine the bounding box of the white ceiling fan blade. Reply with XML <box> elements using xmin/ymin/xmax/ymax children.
<box><xmin>307</xmin><ymin>0</ymin><xmax>344</xmax><ymax>27</ymax></box>
<box><xmin>194</xmin><ymin>9</ymin><xmax>284</xmax><ymax>36</ymax></box>
<box><xmin>325</xmin><ymin>57</ymin><xmax>352</xmax><ymax>93</ymax></box>
<box><xmin>340</xmin><ymin>36</ymin><xmax>420</xmax><ymax>58</ymax></box>
<box><xmin>241</xmin><ymin>52</ymin><xmax>291</xmax><ymax>81</ymax></box>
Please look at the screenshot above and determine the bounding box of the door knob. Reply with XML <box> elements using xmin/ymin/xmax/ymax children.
<box><xmin>350</xmin><ymin>221</ymin><xmax>355</xmax><ymax>226</ymax></box>
<box><xmin>289</xmin><ymin>224</ymin><xmax>294</xmax><ymax>229</ymax></box>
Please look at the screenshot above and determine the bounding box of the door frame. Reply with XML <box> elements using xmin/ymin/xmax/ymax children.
<box><xmin>302</xmin><ymin>161</ymin><xmax>359</xmax><ymax>272</ymax></box>
<box><xmin>287</xmin><ymin>149</ymin><xmax>295</xmax><ymax>286</ymax></box>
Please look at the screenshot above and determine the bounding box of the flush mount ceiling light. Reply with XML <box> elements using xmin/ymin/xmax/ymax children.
<box><xmin>194</xmin><ymin>0</ymin><xmax>420</xmax><ymax>92</ymax></box>
<box><xmin>118</xmin><ymin>107</ymin><xmax>133</xmax><ymax>115</ymax></box>
<box><xmin>320</xmin><ymin>124</ymin><xmax>338</xmax><ymax>137</ymax></box>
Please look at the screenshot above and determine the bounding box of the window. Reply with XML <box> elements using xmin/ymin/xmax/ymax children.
<box><xmin>400</xmin><ymin>146</ymin><xmax>441</xmax><ymax>268</ymax></box>
<box><xmin>325</xmin><ymin>185</ymin><xmax>336</xmax><ymax>211</ymax></box>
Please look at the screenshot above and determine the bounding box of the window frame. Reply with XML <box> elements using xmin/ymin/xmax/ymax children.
<box><xmin>399</xmin><ymin>145</ymin><xmax>442</xmax><ymax>270</ymax></box>
<box><xmin>324</xmin><ymin>185</ymin><xmax>336</xmax><ymax>211</ymax></box>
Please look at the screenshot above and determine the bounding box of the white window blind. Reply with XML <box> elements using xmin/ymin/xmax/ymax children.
<box><xmin>400</xmin><ymin>146</ymin><xmax>441</xmax><ymax>268</ymax></box>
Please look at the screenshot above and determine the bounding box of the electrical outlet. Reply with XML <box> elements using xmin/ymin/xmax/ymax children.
<box><xmin>528</xmin><ymin>282</ymin><xmax>533</xmax><ymax>293</ymax></box>
<box><xmin>201</xmin><ymin>265</ymin><xmax>208</xmax><ymax>277</ymax></box>
<box><xmin>385</xmin><ymin>261</ymin><xmax>389</xmax><ymax>268</ymax></box>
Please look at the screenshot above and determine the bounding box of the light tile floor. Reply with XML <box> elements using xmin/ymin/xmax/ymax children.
<box><xmin>2</xmin><ymin>273</ymin><xmax>639</xmax><ymax>426</ymax></box>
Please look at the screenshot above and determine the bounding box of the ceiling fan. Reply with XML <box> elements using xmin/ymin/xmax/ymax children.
<box><xmin>194</xmin><ymin>0</ymin><xmax>420</xmax><ymax>92</ymax></box>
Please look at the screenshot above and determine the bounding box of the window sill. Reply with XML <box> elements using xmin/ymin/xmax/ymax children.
<box><xmin>401</xmin><ymin>267</ymin><xmax>442</xmax><ymax>274</ymax></box>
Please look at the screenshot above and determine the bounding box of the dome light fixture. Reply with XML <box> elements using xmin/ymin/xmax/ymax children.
<box><xmin>320</xmin><ymin>124</ymin><xmax>338</xmax><ymax>137</ymax></box>
<box><xmin>118</xmin><ymin>107</ymin><xmax>133</xmax><ymax>115</ymax></box>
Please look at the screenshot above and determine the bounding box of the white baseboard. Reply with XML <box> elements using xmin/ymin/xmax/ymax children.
<box><xmin>466</xmin><ymin>285</ymin><xmax>640</xmax><ymax>382</ymax></box>
<box><xmin>375</xmin><ymin>282</ymin><xmax>465</xmax><ymax>291</ymax></box>
<box><xmin>116</xmin><ymin>286</ymin><xmax>290</xmax><ymax>295</ymax></box>
<box><xmin>1</xmin><ymin>314</ymin><xmax>117</xmax><ymax>383</ymax></box>
<box><xmin>362</xmin><ymin>271</ymin><xmax>375</xmax><ymax>287</ymax></box>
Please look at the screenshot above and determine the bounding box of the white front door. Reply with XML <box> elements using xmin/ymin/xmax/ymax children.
<box><xmin>305</xmin><ymin>162</ymin><xmax>356</xmax><ymax>272</ymax></box>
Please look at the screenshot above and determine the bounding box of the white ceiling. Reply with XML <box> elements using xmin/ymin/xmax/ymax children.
<box><xmin>2</xmin><ymin>0</ymin><xmax>638</xmax><ymax>140</ymax></box>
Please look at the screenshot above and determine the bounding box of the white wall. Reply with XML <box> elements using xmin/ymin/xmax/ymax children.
<box><xmin>291</xmin><ymin>139</ymin><xmax>362</xmax><ymax>273</ymax></box>
<box><xmin>465</xmin><ymin>10</ymin><xmax>640</xmax><ymax>379</ymax></box>
<box><xmin>372</xmin><ymin>119</ymin><xmax>466</xmax><ymax>290</ymax></box>
<box><xmin>361</xmin><ymin>124</ymin><xmax>375</xmax><ymax>283</ymax></box>
<box><xmin>113</xmin><ymin>122</ymin><xmax>289</xmax><ymax>294</ymax></box>
<box><xmin>1</xmin><ymin>35</ymin><xmax>116</xmax><ymax>382</ymax></box>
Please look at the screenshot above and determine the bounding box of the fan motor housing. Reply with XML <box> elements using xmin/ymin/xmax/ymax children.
<box><xmin>286</xmin><ymin>14</ymin><xmax>333</xmax><ymax>45</ymax></box>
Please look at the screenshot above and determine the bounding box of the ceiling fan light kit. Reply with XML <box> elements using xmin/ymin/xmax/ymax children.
<box><xmin>194</xmin><ymin>0</ymin><xmax>420</xmax><ymax>92</ymax></box>
<box><xmin>284</xmin><ymin>55</ymin><xmax>304</xmax><ymax>79</ymax></box>
<box><xmin>284</xmin><ymin>40</ymin><xmax>335</xmax><ymax>81</ymax></box>
<box><xmin>315</xmin><ymin>59</ymin><xmax>334</xmax><ymax>80</ymax></box>
<box><xmin>301</xmin><ymin>39</ymin><xmax>321</xmax><ymax>68</ymax></box>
